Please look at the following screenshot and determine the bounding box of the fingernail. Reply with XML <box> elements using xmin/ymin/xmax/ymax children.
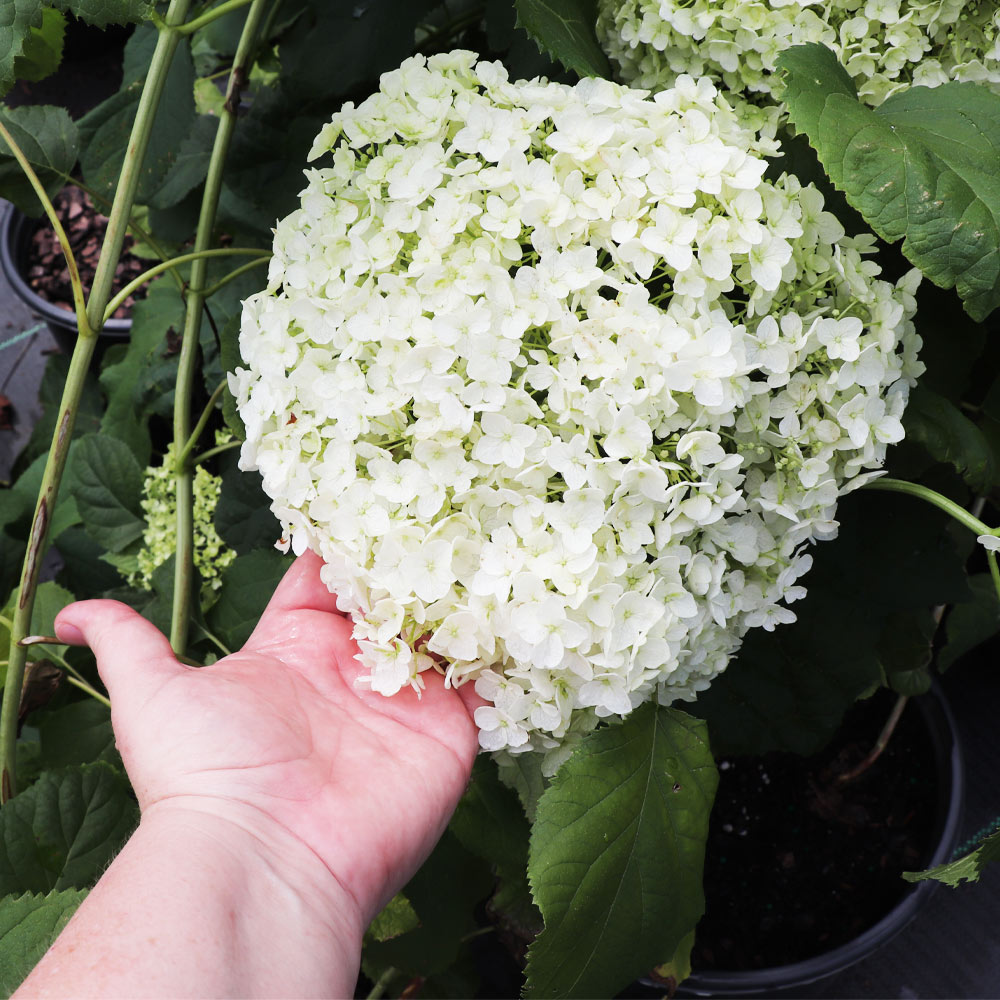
<box><xmin>55</xmin><ymin>621</ymin><xmax>85</xmax><ymax>645</ymax></box>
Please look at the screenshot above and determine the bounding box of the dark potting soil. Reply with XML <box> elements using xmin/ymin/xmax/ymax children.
<box><xmin>25</xmin><ymin>184</ymin><xmax>148</xmax><ymax>321</ymax></box>
<box><xmin>692</xmin><ymin>689</ymin><xmax>938</xmax><ymax>971</ymax></box>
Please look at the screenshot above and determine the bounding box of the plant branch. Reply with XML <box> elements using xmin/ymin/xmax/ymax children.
<box><xmin>0</xmin><ymin>123</ymin><xmax>89</xmax><ymax>336</ymax></box>
<box><xmin>178</xmin><ymin>0</ymin><xmax>256</xmax><ymax>34</ymax></box>
<box><xmin>170</xmin><ymin>0</ymin><xmax>269</xmax><ymax>655</ymax></box>
<box><xmin>178</xmin><ymin>379</ymin><xmax>228</xmax><ymax>467</ymax></box>
<box><xmin>836</xmin><ymin>693</ymin><xmax>909</xmax><ymax>785</ymax></box>
<box><xmin>199</xmin><ymin>255</ymin><xmax>270</xmax><ymax>298</ymax></box>
<box><xmin>864</xmin><ymin>477</ymin><xmax>993</xmax><ymax>536</ymax></box>
<box><xmin>103</xmin><ymin>247</ymin><xmax>269</xmax><ymax>321</ymax></box>
<box><xmin>0</xmin><ymin>0</ymin><xmax>197</xmax><ymax>803</ymax></box>
<box><xmin>192</xmin><ymin>439</ymin><xmax>241</xmax><ymax>466</ymax></box>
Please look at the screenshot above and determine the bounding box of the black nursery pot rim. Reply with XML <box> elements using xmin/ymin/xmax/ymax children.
<box><xmin>677</xmin><ymin>682</ymin><xmax>964</xmax><ymax>998</ymax></box>
<box><xmin>0</xmin><ymin>202</ymin><xmax>131</xmax><ymax>344</ymax></box>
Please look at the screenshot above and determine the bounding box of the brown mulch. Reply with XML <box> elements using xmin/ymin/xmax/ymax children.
<box><xmin>26</xmin><ymin>185</ymin><xmax>148</xmax><ymax>320</ymax></box>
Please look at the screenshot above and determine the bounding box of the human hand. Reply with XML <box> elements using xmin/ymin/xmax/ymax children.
<box><xmin>53</xmin><ymin>551</ymin><xmax>483</xmax><ymax>930</ymax></box>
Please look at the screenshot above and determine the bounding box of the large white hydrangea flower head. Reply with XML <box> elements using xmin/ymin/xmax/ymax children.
<box><xmin>232</xmin><ymin>51</ymin><xmax>922</xmax><ymax>762</ymax></box>
<box><xmin>597</xmin><ymin>0</ymin><xmax>1000</xmax><ymax>106</ymax></box>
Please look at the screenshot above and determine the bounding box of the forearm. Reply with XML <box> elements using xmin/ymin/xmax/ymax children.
<box><xmin>16</xmin><ymin>802</ymin><xmax>363</xmax><ymax>999</ymax></box>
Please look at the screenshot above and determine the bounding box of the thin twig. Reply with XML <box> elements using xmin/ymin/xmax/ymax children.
<box><xmin>836</xmin><ymin>693</ymin><xmax>910</xmax><ymax>785</ymax></box>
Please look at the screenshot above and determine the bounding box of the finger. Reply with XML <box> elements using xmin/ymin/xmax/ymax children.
<box><xmin>55</xmin><ymin>600</ymin><xmax>181</xmax><ymax>706</ymax></box>
<box><xmin>256</xmin><ymin>550</ymin><xmax>343</xmax><ymax>621</ymax></box>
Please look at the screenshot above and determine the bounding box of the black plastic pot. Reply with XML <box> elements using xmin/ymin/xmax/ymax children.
<box><xmin>675</xmin><ymin>684</ymin><xmax>964</xmax><ymax>998</ymax></box>
<box><xmin>0</xmin><ymin>203</ymin><xmax>131</xmax><ymax>354</ymax></box>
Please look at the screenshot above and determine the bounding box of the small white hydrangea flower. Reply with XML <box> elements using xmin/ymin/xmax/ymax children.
<box><xmin>597</xmin><ymin>0</ymin><xmax>1000</xmax><ymax>106</ymax></box>
<box><xmin>130</xmin><ymin>434</ymin><xmax>236</xmax><ymax>595</ymax></box>
<box><xmin>234</xmin><ymin>53</ymin><xmax>922</xmax><ymax>759</ymax></box>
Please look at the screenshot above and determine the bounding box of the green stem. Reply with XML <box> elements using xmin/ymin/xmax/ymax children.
<box><xmin>170</xmin><ymin>0</ymin><xmax>268</xmax><ymax>655</ymax></box>
<box><xmin>65</xmin><ymin>676</ymin><xmax>112</xmax><ymax>709</ymax></box>
<box><xmin>989</xmin><ymin>550</ymin><xmax>1000</xmax><ymax>605</ymax></box>
<box><xmin>864</xmin><ymin>477</ymin><xmax>994</xmax><ymax>537</ymax></box>
<box><xmin>0</xmin><ymin>0</ymin><xmax>196</xmax><ymax>803</ymax></box>
<box><xmin>0</xmin><ymin>123</ymin><xmax>90</xmax><ymax>336</ymax></box>
<box><xmin>192</xmin><ymin>439</ymin><xmax>242</xmax><ymax>466</ymax></box>
<box><xmin>178</xmin><ymin>380</ymin><xmax>228</xmax><ymax>467</ymax></box>
<box><xmin>103</xmin><ymin>247</ymin><xmax>270</xmax><ymax>322</ymax></box>
<box><xmin>199</xmin><ymin>255</ymin><xmax>270</xmax><ymax>298</ymax></box>
<box><xmin>178</xmin><ymin>0</ymin><xmax>256</xmax><ymax>34</ymax></box>
<box><xmin>365</xmin><ymin>968</ymin><xmax>398</xmax><ymax>1000</ymax></box>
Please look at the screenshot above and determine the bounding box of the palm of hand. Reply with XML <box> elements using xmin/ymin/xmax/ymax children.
<box><xmin>59</xmin><ymin>553</ymin><xmax>482</xmax><ymax>920</ymax></box>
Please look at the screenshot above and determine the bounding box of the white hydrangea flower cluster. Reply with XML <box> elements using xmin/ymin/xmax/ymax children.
<box><xmin>597</xmin><ymin>0</ymin><xmax>1000</xmax><ymax>106</ymax></box>
<box><xmin>232</xmin><ymin>51</ymin><xmax>923</xmax><ymax>758</ymax></box>
<box><xmin>129</xmin><ymin>436</ymin><xmax>236</xmax><ymax>595</ymax></box>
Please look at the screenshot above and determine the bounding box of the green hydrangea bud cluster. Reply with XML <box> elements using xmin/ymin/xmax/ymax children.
<box><xmin>129</xmin><ymin>434</ymin><xmax>236</xmax><ymax>595</ymax></box>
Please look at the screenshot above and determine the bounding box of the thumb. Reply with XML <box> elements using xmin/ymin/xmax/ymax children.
<box><xmin>55</xmin><ymin>600</ymin><xmax>181</xmax><ymax>707</ymax></box>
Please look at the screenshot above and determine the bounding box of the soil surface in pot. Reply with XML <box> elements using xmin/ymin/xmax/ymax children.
<box><xmin>693</xmin><ymin>689</ymin><xmax>937</xmax><ymax>972</ymax></box>
<box><xmin>25</xmin><ymin>184</ymin><xmax>148</xmax><ymax>321</ymax></box>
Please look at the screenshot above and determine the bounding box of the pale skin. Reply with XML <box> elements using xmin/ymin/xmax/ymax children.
<box><xmin>16</xmin><ymin>551</ymin><xmax>484</xmax><ymax>999</ymax></box>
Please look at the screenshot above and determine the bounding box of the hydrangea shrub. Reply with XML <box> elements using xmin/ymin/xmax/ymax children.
<box><xmin>597</xmin><ymin>0</ymin><xmax>1000</xmax><ymax>106</ymax></box>
<box><xmin>232</xmin><ymin>52</ymin><xmax>922</xmax><ymax>758</ymax></box>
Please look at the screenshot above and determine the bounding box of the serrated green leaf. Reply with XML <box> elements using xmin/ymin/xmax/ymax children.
<box><xmin>779</xmin><ymin>43</ymin><xmax>1000</xmax><ymax>322</ymax></box>
<box><xmin>72</xmin><ymin>434</ymin><xmax>146</xmax><ymax>553</ymax></box>
<box><xmin>0</xmin><ymin>762</ymin><xmax>137</xmax><ymax>895</ymax></box>
<box><xmin>940</xmin><ymin>574</ymin><xmax>1000</xmax><ymax>672</ymax></box>
<box><xmin>0</xmin><ymin>0</ymin><xmax>42</xmax><ymax>98</ymax></box>
<box><xmin>0</xmin><ymin>888</ymin><xmax>87</xmax><ymax>996</ymax></box>
<box><xmin>903</xmin><ymin>830</ymin><xmax>1000</xmax><ymax>888</ymax></box>
<box><xmin>37</xmin><ymin>701</ymin><xmax>121</xmax><ymax>772</ymax></box>
<box><xmin>514</xmin><ymin>0</ymin><xmax>609</xmax><ymax>79</ymax></box>
<box><xmin>693</xmin><ymin>489</ymin><xmax>970</xmax><ymax>756</ymax></box>
<box><xmin>525</xmin><ymin>704</ymin><xmax>717</xmax><ymax>999</ymax></box>
<box><xmin>206</xmin><ymin>548</ymin><xmax>290</xmax><ymax>650</ymax></box>
<box><xmin>13</xmin><ymin>8</ymin><xmax>65</xmax><ymax>83</ymax></box>
<box><xmin>147</xmin><ymin>113</ymin><xmax>216</xmax><ymax>210</ymax></box>
<box><xmin>0</xmin><ymin>104</ymin><xmax>79</xmax><ymax>216</ymax></box>
<box><xmin>496</xmin><ymin>748</ymin><xmax>548</xmax><ymax>823</ymax></box>
<box><xmin>50</xmin><ymin>0</ymin><xmax>151</xmax><ymax>29</ymax></box>
<box><xmin>79</xmin><ymin>25</ymin><xmax>195</xmax><ymax>205</ymax></box>
<box><xmin>366</xmin><ymin>892</ymin><xmax>419</xmax><ymax>944</ymax></box>
<box><xmin>876</xmin><ymin>609</ymin><xmax>933</xmax><ymax>697</ymax></box>
<box><xmin>99</xmin><ymin>278</ymin><xmax>186</xmax><ymax>459</ymax></box>
<box><xmin>214</xmin><ymin>451</ymin><xmax>276</xmax><ymax>554</ymax></box>
<box><xmin>363</xmin><ymin>832</ymin><xmax>492</xmax><ymax>977</ymax></box>
<box><xmin>903</xmin><ymin>386</ymin><xmax>996</xmax><ymax>493</ymax></box>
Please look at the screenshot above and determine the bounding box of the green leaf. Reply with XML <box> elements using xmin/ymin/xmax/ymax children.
<box><xmin>0</xmin><ymin>0</ymin><xmax>42</xmax><ymax>98</ymax></box>
<box><xmin>903</xmin><ymin>386</ymin><xmax>996</xmax><ymax>493</ymax></box>
<box><xmin>214</xmin><ymin>451</ymin><xmax>277</xmax><ymax>555</ymax></box>
<box><xmin>0</xmin><ymin>104</ymin><xmax>79</xmax><ymax>217</ymax></box>
<box><xmin>72</xmin><ymin>434</ymin><xmax>146</xmax><ymax>553</ymax></box>
<box><xmin>876</xmin><ymin>609</ymin><xmax>933</xmax><ymax>697</ymax></box>
<box><xmin>206</xmin><ymin>549</ymin><xmax>290</xmax><ymax>650</ymax></box>
<box><xmin>50</xmin><ymin>0</ymin><xmax>151</xmax><ymax>29</ymax></box>
<box><xmin>779</xmin><ymin>43</ymin><xmax>1000</xmax><ymax>322</ymax></box>
<box><xmin>0</xmin><ymin>888</ymin><xmax>87</xmax><ymax>996</ymax></box>
<box><xmin>36</xmin><ymin>701</ymin><xmax>121</xmax><ymax>772</ymax></box>
<box><xmin>363</xmin><ymin>832</ymin><xmax>493</xmax><ymax>977</ymax></box>
<box><xmin>496</xmin><ymin>748</ymin><xmax>548</xmax><ymax>823</ymax></box>
<box><xmin>940</xmin><ymin>574</ymin><xmax>1000</xmax><ymax>672</ymax></box>
<box><xmin>366</xmin><ymin>893</ymin><xmax>419</xmax><ymax>944</ymax></box>
<box><xmin>903</xmin><ymin>830</ymin><xmax>1000</xmax><ymax>888</ymax></box>
<box><xmin>79</xmin><ymin>25</ymin><xmax>195</xmax><ymax>206</ymax></box>
<box><xmin>693</xmin><ymin>490</ymin><xmax>970</xmax><ymax>756</ymax></box>
<box><xmin>146</xmin><ymin>113</ymin><xmax>216</xmax><ymax>210</ymax></box>
<box><xmin>99</xmin><ymin>278</ymin><xmax>186</xmax><ymax>459</ymax></box>
<box><xmin>0</xmin><ymin>762</ymin><xmax>138</xmax><ymax>895</ymax></box>
<box><xmin>514</xmin><ymin>0</ymin><xmax>609</xmax><ymax>79</ymax></box>
<box><xmin>218</xmin><ymin>313</ymin><xmax>246</xmax><ymax>440</ymax></box>
<box><xmin>525</xmin><ymin>704</ymin><xmax>717</xmax><ymax>999</ymax></box>
<box><xmin>13</xmin><ymin>8</ymin><xmax>65</xmax><ymax>83</ymax></box>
